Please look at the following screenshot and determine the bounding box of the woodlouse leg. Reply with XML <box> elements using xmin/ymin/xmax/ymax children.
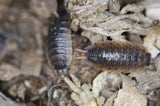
<box><xmin>54</xmin><ymin>74</ymin><xmax>63</xmax><ymax>84</ymax></box>
<box><xmin>154</xmin><ymin>53</ymin><xmax>160</xmax><ymax>61</ymax></box>
<box><xmin>144</xmin><ymin>63</ymin><xmax>157</xmax><ymax>72</ymax></box>
<box><xmin>54</xmin><ymin>69</ymin><xmax>70</xmax><ymax>84</ymax></box>
<box><xmin>144</xmin><ymin>53</ymin><xmax>160</xmax><ymax>72</ymax></box>
<box><xmin>76</xmin><ymin>65</ymin><xmax>88</xmax><ymax>77</ymax></box>
<box><xmin>154</xmin><ymin>38</ymin><xmax>160</xmax><ymax>51</ymax></box>
<box><xmin>144</xmin><ymin>67</ymin><xmax>156</xmax><ymax>72</ymax></box>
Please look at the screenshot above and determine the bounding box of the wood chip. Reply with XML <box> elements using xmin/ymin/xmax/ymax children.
<box><xmin>114</xmin><ymin>74</ymin><xmax>147</xmax><ymax>106</ymax></box>
<box><xmin>144</xmin><ymin>26</ymin><xmax>160</xmax><ymax>58</ymax></box>
<box><xmin>9</xmin><ymin>83</ymin><xmax>26</xmax><ymax>100</ymax></box>
<box><xmin>0</xmin><ymin>63</ymin><xmax>20</xmax><ymax>81</ymax></box>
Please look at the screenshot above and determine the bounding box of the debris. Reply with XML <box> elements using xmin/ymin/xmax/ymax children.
<box><xmin>139</xmin><ymin>0</ymin><xmax>160</xmax><ymax>20</ymax></box>
<box><xmin>65</xmin><ymin>73</ymin><xmax>105</xmax><ymax>106</ymax></box>
<box><xmin>144</xmin><ymin>26</ymin><xmax>160</xmax><ymax>58</ymax></box>
<box><xmin>66</xmin><ymin>0</ymin><xmax>153</xmax><ymax>43</ymax></box>
<box><xmin>21</xmin><ymin>52</ymin><xmax>42</xmax><ymax>76</ymax></box>
<box><xmin>114</xmin><ymin>74</ymin><xmax>147</xmax><ymax>106</ymax></box>
<box><xmin>0</xmin><ymin>0</ymin><xmax>160</xmax><ymax>105</ymax></box>
<box><xmin>0</xmin><ymin>92</ymin><xmax>19</xmax><ymax>106</ymax></box>
<box><xmin>9</xmin><ymin>82</ymin><xmax>26</xmax><ymax>100</ymax></box>
<box><xmin>129</xmin><ymin>55</ymin><xmax>160</xmax><ymax>94</ymax></box>
<box><xmin>0</xmin><ymin>63</ymin><xmax>20</xmax><ymax>81</ymax></box>
<box><xmin>29</xmin><ymin>0</ymin><xmax>56</xmax><ymax>19</ymax></box>
<box><xmin>47</xmin><ymin>84</ymin><xmax>74</xmax><ymax>106</ymax></box>
<box><xmin>103</xmin><ymin>92</ymin><xmax>117</xmax><ymax>106</ymax></box>
<box><xmin>65</xmin><ymin>72</ymin><xmax>121</xmax><ymax>106</ymax></box>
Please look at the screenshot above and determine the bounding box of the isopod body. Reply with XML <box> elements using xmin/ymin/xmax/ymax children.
<box><xmin>78</xmin><ymin>41</ymin><xmax>151</xmax><ymax>71</ymax></box>
<box><xmin>47</xmin><ymin>9</ymin><xmax>72</xmax><ymax>70</ymax></box>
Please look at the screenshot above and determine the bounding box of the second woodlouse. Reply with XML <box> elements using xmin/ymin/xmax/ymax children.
<box><xmin>76</xmin><ymin>41</ymin><xmax>151</xmax><ymax>71</ymax></box>
<box><xmin>47</xmin><ymin>9</ymin><xmax>72</xmax><ymax>71</ymax></box>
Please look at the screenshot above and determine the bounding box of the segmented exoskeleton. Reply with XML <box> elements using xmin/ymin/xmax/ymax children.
<box><xmin>77</xmin><ymin>41</ymin><xmax>151</xmax><ymax>71</ymax></box>
<box><xmin>47</xmin><ymin>9</ymin><xmax>72</xmax><ymax>71</ymax></box>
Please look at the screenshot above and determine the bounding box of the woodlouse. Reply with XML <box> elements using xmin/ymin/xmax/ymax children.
<box><xmin>76</xmin><ymin>41</ymin><xmax>151</xmax><ymax>71</ymax></box>
<box><xmin>47</xmin><ymin>9</ymin><xmax>72</xmax><ymax>71</ymax></box>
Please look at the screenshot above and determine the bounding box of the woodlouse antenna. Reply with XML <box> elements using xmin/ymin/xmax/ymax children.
<box><xmin>76</xmin><ymin>56</ymin><xmax>87</xmax><ymax>59</ymax></box>
<box><xmin>75</xmin><ymin>49</ymin><xmax>87</xmax><ymax>54</ymax></box>
<box><xmin>75</xmin><ymin>49</ymin><xmax>87</xmax><ymax>60</ymax></box>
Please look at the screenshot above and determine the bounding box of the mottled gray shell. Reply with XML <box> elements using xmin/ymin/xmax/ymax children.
<box><xmin>47</xmin><ymin>9</ymin><xmax>72</xmax><ymax>70</ymax></box>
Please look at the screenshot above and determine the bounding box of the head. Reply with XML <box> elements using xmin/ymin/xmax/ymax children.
<box><xmin>54</xmin><ymin>62</ymin><xmax>67</xmax><ymax>70</ymax></box>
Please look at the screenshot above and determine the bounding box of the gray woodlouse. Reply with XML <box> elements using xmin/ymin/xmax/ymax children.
<box><xmin>76</xmin><ymin>41</ymin><xmax>151</xmax><ymax>71</ymax></box>
<box><xmin>47</xmin><ymin>9</ymin><xmax>72</xmax><ymax>72</ymax></box>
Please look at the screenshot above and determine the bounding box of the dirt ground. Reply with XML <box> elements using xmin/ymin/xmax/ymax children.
<box><xmin>0</xmin><ymin>0</ymin><xmax>160</xmax><ymax>106</ymax></box>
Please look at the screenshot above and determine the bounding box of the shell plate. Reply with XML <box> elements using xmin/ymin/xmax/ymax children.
<box><xmin>86</xmin><ymin>41</ymin><xmax>151</xmax><ymax>70</ymax></box>
<box><xmin>47</xmin><ymin>9</ymin><xmax>72</xmax><ymax>70</ymax></box>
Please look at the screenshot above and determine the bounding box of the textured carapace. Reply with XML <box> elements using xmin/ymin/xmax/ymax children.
<box><xmin>78</xmin><ymin>41</ymin><xmax>151</xmax><ymax>71</ymax></box>
<box><xmin>47</xmin><ymin>9</ymin><xmax>72</xmax><ymax>70</ymax></box>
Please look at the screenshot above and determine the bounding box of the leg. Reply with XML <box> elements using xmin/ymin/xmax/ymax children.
<box><xmin>144</xmin><ymin>63</ymin><xmax>157</xmax><ymax>72</ymax></box>
<box><xmin>154</xmin><ymin>53</ymin><xmax>160</xmax><ymax>61</ymax></box>
<box><xmin>154</xmin><ymin>38</ymin><xmax>160</xmax><ymax>51</ymax></box>
<box><xmin>54</xmin><ymin>73</ymin><xmax>62</xmax><ymax>84</ymax></box>
<box><xmin>54</xmin><ymin>68</ymin><xmax>69</xmax><ymax>84</ymax></box>
<box><xmin>144</xmin><ymin>67</ymin><xmax>156</xmax><ymax>72</ymax></box>
<box><xmin>76</xmin><ymin>64</ymin><xmax>88</xmax><ymax>77</ymax></box>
